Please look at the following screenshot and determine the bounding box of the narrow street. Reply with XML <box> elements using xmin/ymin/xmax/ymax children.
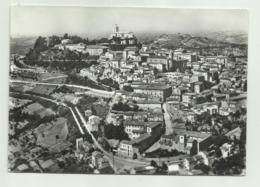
<box><xmin>74</xmin><ymin>106</ymin><xmax>149</xmax><ymax>171</ymax></box>
<box><xmin>162</xmin><ymin>102</ymin><xmax>174</xmax><ymax>135</ymax></box>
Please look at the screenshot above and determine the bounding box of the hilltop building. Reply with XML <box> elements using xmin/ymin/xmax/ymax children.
<box><xmin>108</xmin><ymin>24</ymin><xmax>139</xmax><ymax>51</ymax></box>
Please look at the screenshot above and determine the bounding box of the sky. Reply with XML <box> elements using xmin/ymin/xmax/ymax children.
<box><xmin>10</xmin><ymin>6</ymin><xmax>249</xmax><ymax>38</ymax></box>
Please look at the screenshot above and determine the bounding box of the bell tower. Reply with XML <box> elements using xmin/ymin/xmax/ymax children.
<box><xmin>114</xmin><ymin>24</ymin><xmax>119</xmax><ymax>33</ymax></box>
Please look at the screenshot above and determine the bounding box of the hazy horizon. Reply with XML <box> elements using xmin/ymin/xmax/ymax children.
<box><xmin>11</xmin><ymin>6</ymin><xmax>249</xmax><ymax>38</ymax></box>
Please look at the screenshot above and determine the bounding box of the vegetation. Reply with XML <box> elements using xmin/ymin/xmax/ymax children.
<box><xmin>112</xmin><ymin>101</ymin><xmax>140</xmax><ymax>112</ymax></box>
<box><xmin>65</xmin><ymin>74</ymin><xmax>107</xmax><ymax>90</ymax></box>
<box><xmin>104</xmin><ymin>123</ymin><xmax>130</xmax><ymax>141</ymax></box>
<box><xmin>52</xmin><ymin>85</ymin><xmax>73</xmax><ymax>94</ymax></box>
<box><xmin>190</xmin><ymin>140</ymin><xmax>198</xmax><ymax>156</ymax></box>
<box><xmin>145</xmin><ymin>148</ymin><xmax>184</xmax><ymax>158</ymax></box>
<box><xmin>100</xmin><ymin>78</ymin><xmax>119</xmax><ymax>90</ymax></box>
<box><xmin>122</xmin><ymin>85</ymin><xmax>133</xmax><ymax>92</ymax></box>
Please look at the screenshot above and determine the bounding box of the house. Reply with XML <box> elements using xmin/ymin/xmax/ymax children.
<box><xmin>168</xmin><ymin>164</ymin><xmax>180</xmax><ymax>174</ymax></box>
<box><xmin>118</xmin><ymin>122</ymin><xmax>163</xmax><ymax>158</ymax></box>
<box><xmin>130</xmin><ymin>166</ymin><xmax>156</xmax><ymax>174</ymax></box>
<box><xmin>91</xmin><ymin>151</ymin><xmax>111</xmax><ymax>171</ymax></box>
<box><xmin>172</xmin><ymin>59</ymin><xmax>188</xmax><ymax>72</ymax></box>
<box><xmin>194</xmin><ymin>81</ymin><xmax>204</xmax><ymax>94</ymax></box>
<box><xmin>225</xmin><ymin>127</ymin><xmax>242</xmax><ymax>140</ymax></box>
<box><xmin>147</xmin><ymin>112</ymin><xmax>164</xmax><ymax>122</ymax></box>
<box><xmin>16</xmin><ymin>164</ymin><xmax>30</xmax><ymax>172</ymax></box>
<box><xmin>159</xmin><ymin>134</ymin><xmax>185</xmax><ymax>152</ymax></box>
<box><xmin>124</xmin><ymin>121</ymin><xmax>162</xmax><ymax>140</ymax></box>
<box><xmin>123</xmin><ymin>46</ymin><xmax>140</xmax><ymax>60</ymax></box>
<box><xmin>192</xmin><ymin>70</ymin><xmax>209</xmax><ymax>81</ymax></box>
<box><xmin>84</xmin><ymin>109</ymin><xmax>92</xmax><ymax>117</ymax></box>
<box><xmin>109</xmin><ymin>24</ymin><xmax>138</xmax><ymax>46</ymax></box>
<box><xmin>61</xmin><ymin>39</ymin><xmax>72</xmax><ymax>45</ymax></box>
<box><xmin>174</xmin><ymin>129</ymin><xmax>212</xmax><ymax>153</ymax></box>
<box><xmin>65</xmin><ymin>43</ymin><xmax>86</xmax><ymax>52</ymax></box>
<box><xmin>182</xmin><ymin>92</ymin><xmax>197</xmax><ymax>106</ymax></box>
<box><xmin>39</xmin><ymin>159</ymin><xmax>57</xmax><ymax>171</ymax></box>
<box><xmin>147</xmin><ymin>56</ymin><xmax>170</xmax><ymax>72</ymax></box>
<box><xmin>87</xmin><ymin>115</ymin><xmax>100</xmax><ymax>132</ymax></box>
<box><xmin>220</xmin><ymin>143</ymin><xmax>233</xmax><ymax>158</ymax></box>
<box><xmin>79</xmin><ymin>68</ymin><xmax>98</xmax><ymax>82</ymax></box>
<box><xmin>133</xmin><ymin>85</ymin><xmax>172</xmax><ymax>101</ymax></box>
<box><xmin>86</xmin><ymin>45</ymin><xmax>108</xmax><ymax>56</ymax></box>
<box><xmin>136</xmin><ymin>100</ymin><xmax>162</xmax><ymax>110</ymax></box>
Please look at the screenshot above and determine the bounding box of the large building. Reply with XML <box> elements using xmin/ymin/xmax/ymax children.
<box><xmin>109</xmin><ymin>24</ymin><xmax>138</xmax><ymax>50</ymax></box>
<box><xmin>64</xmin><ymin>43</ymin><xmax>86</xmax><ymax>52</ymax></box>
<box><xmin>147</xmin><ymin>56</ymin><xmax>171</xmax><ymax>72</ymax></box>
<box><xmin>174</xmin><ymin>48</ymin><xmax>197</xmax><ymax>63</ymax></box>
<box><xmin>172</xmin><ymin>59</ymin><xmax>188</xmax><ymax>72</ymax></box>
<box><xmin>118</xmin><ymin>121</ymin><xmax>163</xmax><ymax>158</ymax></box>
<box><xmin>86</xmin><ymin>45</ymin><xmax>109</xmax><ymax>56</ymax></box>
<box><xmin>124</xmin><ymin>121</ymin><xmax>162</xmax><ymax>140</ymax></box>
<box><xmin>133</xmin><ymin>84</ymin><xmax>172</xmax><ymax>101</ymax></box>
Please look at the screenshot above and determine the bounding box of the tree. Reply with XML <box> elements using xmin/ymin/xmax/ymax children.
<box><xmin>133</xmin><ymin>153</ymin><xmax>138</xmax><ymax>159</ymax></box>
<box><xmin>48</xmin><ymin>35</ymin><xmax>61</xmax><ymax>47</ymax></box>
<box><xmin>25</xmin><ymin>48</ymin><xmax>39</xmax><ymax>64</ymax></box>
<box><xmin>91</xmin><ymin>104</ymin><xmax>97</xmax><ymax>115</ymax></box>
<box><xmin>63</xmin><ymin>33</ymin><xmax>69</xmax><ymax>39</ymax></box>
<box><xmin>243</xmin><ymin>81</ymin><xmax>247</xmax><ymax>92</ymax></box>
<box><xmin>190</xmin><ymin>140</ymin><xmax>198</xmax><ymax>156</ymax></box>
<box><xmin>161</xmin><ymin>162</ymin><xmax>168</xmax><ymax>171</ymax></box>
<box><xmin>104</xmin><ymin>123</ymin><xmax>113</xmax><ymax>139</ymax></box>
<box><xmin>34</xmin><ymin>36</ymin><xmax>48</xmax><ymax>53</ymax></box>
<box><xmin>117</xmin><ymin>122</ymin><xmax>129</xmax><ymax>141</ymax></box>
<box><xmin>122</xmin><ymin>85</ymin><xmax>133</xmax><ymax>92</ymax></box>
<box><xmin>150</xmin><ymin>160</ymin><xmax>158</xmax><ymax>168</ymax></box>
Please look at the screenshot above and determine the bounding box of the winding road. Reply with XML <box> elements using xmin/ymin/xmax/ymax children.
<box><xmin>163</xmin><ymin>103</ymin><xmax>174</xmax><ymax>135</ymax></box>
<box><xmin>10</xmin><ymin>79</ymin><xmax>115</xmax><ymax>98</ymax></box>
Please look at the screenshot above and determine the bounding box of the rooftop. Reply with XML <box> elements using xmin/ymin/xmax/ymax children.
<box><xmin>133</xmin><ymin>85</ymin><xmax>171</xmax><ymax>91</ymax></box>
<box><xmin>174</xmin><ymin>129</ymin><xmax>211</xmax><ymax>140</ymax></box>
<box><xmin>148</xmin><ymin>56</ymin><xmax>167</xmax><ymax>59</ymax></box>
<box><xmin>136</xmin><ymin>100</ymin><xmax>162</xmax><ymax>104</ymax></box>
<box><xmin>87</xmin><ymin>45</ymin><xmax>108</xmax><ymax>49</ymax></box>
<box><xmin>133</xmin><ymin>133</ymin><xmax>151</xmax><ymax>145</ymax></box>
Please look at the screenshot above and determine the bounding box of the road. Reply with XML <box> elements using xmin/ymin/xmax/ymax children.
<box><xmin>10</xmin><ymin>79</ymin><xmax>115</xmax><ymax>98</ymax></box>
<box><xmin>163</xmin><ymin>102</ymin><xmax>174</xmax><ymax>135</ymax></box>
<box><xmin>11</xmin><ymin>91</ymin><xmax>184</xmax><ymax>172</ymax></box>
<box><xmin>11</xmin><ymin>81</ymin><xmax>148</xmax><ymax>170</ymax></box>
<box><xmin>74</xmin><ymin>107</ymin><xmax>150</xmax><ymax>171</ymax></box>
<box><xmin>41</xmin><ymin>75</ymin><xmax>68</xmax><ymax>81</ymax></box>
<box><xmin>10</xmin><ymin>92</ymin><xmax>85</xmax><ymax>135</ymax></box>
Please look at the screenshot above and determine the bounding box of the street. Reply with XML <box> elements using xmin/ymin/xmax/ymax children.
<box><xmin>163</xmin><ymin>102</ymin><xmax>174</xmax><ymax>135</ymax></box>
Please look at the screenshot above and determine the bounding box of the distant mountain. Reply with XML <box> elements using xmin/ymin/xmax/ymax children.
<box><xmin>10</xmin><ymin>31</ymin><xmax>248</xmax><ymax>56</ymax></box>
<box><xmin>195</xmin><ymin>31</ymin><xmax>248</xmax><ymax>45</ymax></box>
<box><xmin>150</xmin><ymin>33</ymin><xmax>230</xmax><ymax>49</ymax></box>
<box><xmin>10</xmin><ymin>36</ymin><xmax>37</xmax><ymax>55</ymax></box>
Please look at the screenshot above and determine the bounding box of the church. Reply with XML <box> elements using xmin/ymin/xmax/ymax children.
<box><xmin>108</xmin><ymin>24</ymin><xmax>140</xmax><ymax>50</ymax></box>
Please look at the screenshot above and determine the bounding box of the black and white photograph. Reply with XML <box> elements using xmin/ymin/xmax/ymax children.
<box><xmin>8</xmin><ymin>6</ymin><xmax>248</xmax><ymax>176</ymax></box>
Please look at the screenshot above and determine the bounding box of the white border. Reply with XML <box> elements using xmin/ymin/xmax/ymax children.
<box><xmin>1</xmin><ymin>1</ymin><xmax>260</xmax><ymax>187</ymax></box>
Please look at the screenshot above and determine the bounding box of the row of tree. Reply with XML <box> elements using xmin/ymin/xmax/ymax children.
<box><xmin>104</xmin><ymin>123</ymin><xmax>129</xmax><ymax>141</ymax></box>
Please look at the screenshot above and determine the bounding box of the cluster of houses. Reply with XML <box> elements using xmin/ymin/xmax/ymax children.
<box><xmin>76</xmin><ymin>25</ymin><xmax>247</xmax><ymax>161</ymax></box>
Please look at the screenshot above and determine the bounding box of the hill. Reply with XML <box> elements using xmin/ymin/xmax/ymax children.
<box><xmin>150</xmin><ymin>33</ymin><xmax>230</xmax><ymax>49</ymax></box>
<box><xmin>195</xmin><ymin>31</ymin><xmax>248</xmax><ymax>45</ymax></box>
<box><xmin>10</xmin><ymin>36</ymin><xmax>37</xmax><ymax>55</ymax></box>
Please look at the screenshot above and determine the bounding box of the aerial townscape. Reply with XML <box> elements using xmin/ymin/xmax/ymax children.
<box><xmin>9</xmin><ymin>23</ymin><xmax>247</xmax><ymax>175</ymax></box>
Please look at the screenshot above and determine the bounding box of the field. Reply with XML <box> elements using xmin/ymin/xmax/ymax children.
<box><xmin>9</xmin><ymin>97</ymin><xmax>32</xmax><ymax>110</ymax></box>
<box><xmin>10</xmin><ymin>36</ymin><xmax>36</xmax><ymax>55</ymax></box>
<box><xmin>38</xmin><ymin>72</ymin><xmax>68</xmax><ymax>84</ymax></box>
<box><xmin>29</xmin><ymin>85</ymin><xmax>58</xmax><ymax>95</ymax></box>
<box><xmin>34</xmin><ymin>117</ymin><xmax>71</xmax><ymax>152</ymax></box>
<box><xmin>22</xmin><ymin>102</ymin><xmax>56</xmax><ymax>118</ymax></box>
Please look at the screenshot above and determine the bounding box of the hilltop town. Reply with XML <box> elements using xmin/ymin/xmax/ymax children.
<box><xmin>9</xmin><ymin>25</ymin><xmax>247</xmax><ymax>175</ymax></box>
